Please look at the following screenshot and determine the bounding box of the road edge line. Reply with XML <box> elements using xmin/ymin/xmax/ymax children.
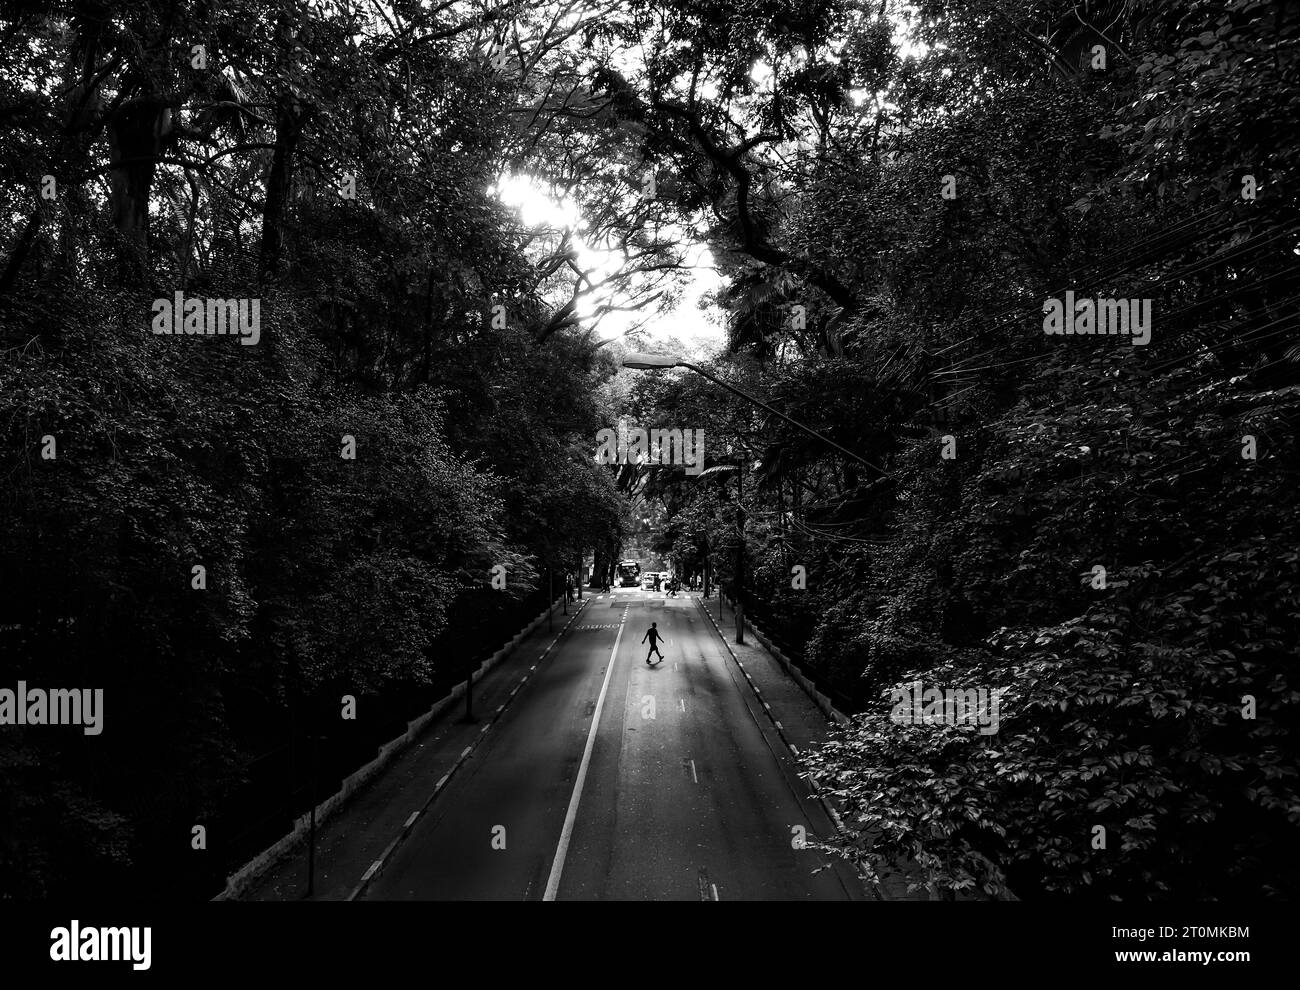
<box><xmin>693</xmin><ymin>595</ymin><xmax>879</xmax><ymax>899</ymax></box>
<box><xmin>343</xmin><ymin>599</ymin><xmax>589</xmax><ymax>901</ymax></box>
<box><xmin>541</xmin><ymin>612</ymin><xmax>626</xmax><ymax>900</ymax></box>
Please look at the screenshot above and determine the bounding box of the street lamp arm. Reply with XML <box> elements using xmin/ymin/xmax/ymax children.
<box><xmin>677</xmin><ymin>362</ymin><xmax>886</xmax><ymax>477</ymax></box>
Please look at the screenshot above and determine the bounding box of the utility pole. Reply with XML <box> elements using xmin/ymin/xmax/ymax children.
<box><xmin>306</xmin><ymin>730</ymin><xmax>319</xmax><ymax>897</ymax></box>
<box><xmin>736</xmin><ymin>455</ymin><xmax>745</xmax><ymax>645</ymax></box>
<box><xmin>464</xmin><ymin>655</ymin><xmax>475</xmax><ymax>722</ymax></box>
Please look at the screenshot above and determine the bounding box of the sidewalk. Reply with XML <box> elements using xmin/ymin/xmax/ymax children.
<box><xmin>695</xmin><ymin>591</ymin><xmax>927</xmax><ymax>901</ymax></box>
<box><xmin>239</xmin><ymin>598</ymin><xmax>590</xmax><ymax>901</ymax></box>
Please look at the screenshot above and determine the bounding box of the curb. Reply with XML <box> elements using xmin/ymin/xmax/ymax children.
<box><xmin>700</xmin><ymin>597</ymin><xmax>1016</xmax><ymax>903</ymax></box>
<box><xmin>735</xmin><ymin>606</ymin><xmax>851</xmax><ymax>727</ymax></box>
<box><xmin>695</xmin><ymin>596</ymin><xmax>885</xmax><ymax>901</ymax></box>
<box><xmin>213</xmin><ymin>597</ymin><xmax>582</xmax><ymax>901</ymax></box>
<box><xmin>344</xmin><ymin>598</ymin><xmax>589</xmax><ymax>901</ymax></box>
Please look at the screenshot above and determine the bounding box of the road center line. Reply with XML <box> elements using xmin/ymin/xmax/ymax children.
<box><xmin>542</xmin><ymin>614</ymin><xmax>626</xmax><ymax>901</ymax></box>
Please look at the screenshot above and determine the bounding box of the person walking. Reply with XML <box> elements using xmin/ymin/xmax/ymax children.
<box><xmin>642</xmin><ymin>621</ymin><xmax>664</xmax><ymax>664</ymax></box>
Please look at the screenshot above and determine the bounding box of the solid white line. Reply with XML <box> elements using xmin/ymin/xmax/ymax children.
<box><xmin>711</xmin><ymin>883</ymin><xmax>719</xmax><ymax>901</ymax></box>
<box><xmin>679</xmin><ymin>698</ymin><xmax>685</xmax><ymax>712</ymax></box>
<box><xmin>690</xmin><ymin>759</ymin><xmax>698</xmax><ymax>783</ymax></box>
<box><xmin>543</xmin><ymin>616</ymin><xmax>626</xmax><ymax>901</ymax></box>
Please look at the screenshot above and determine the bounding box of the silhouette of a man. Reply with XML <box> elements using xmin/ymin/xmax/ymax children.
<box><xmin>642</xmin><ymin>621</ymin><xmax>664</xmax><ymax>664</ymax></box>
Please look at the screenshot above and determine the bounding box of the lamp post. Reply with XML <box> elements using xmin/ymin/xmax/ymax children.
<box><xmin>307</xmin><ymin>731</ymin><xmax>323</xmax><ymax>897</ymax></box>
<box><xmin>624</xmin><ymin>353</ymin><xmax>881</xmax><ymax>645</ymax></box>
<box><xmin>735</xmin><ymin>454</ymin><xmax>745</xmax><ymax>645</ymax></box>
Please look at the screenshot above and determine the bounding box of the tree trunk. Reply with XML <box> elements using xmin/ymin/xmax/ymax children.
<box><xmin>259</xmin><ymin>94</ymin><xmax>308</xmax><ymax>286</ymax></box>
<box><xmin>106</xmin><ymin>96</ymin><xmax>172</xmax><ymax>284</ymax></box>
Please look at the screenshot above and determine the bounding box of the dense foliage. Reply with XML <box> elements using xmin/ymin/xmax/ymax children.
<box><xmin>0</xmin><ymin>0</ymin><xmax>628</xmax><ymax>897</ymax></box>
<box><xmin>614</xmin><ymin>0</ymin><xmax>1300</xmax><ymax>899</ymax></box>
<box><xmin>3</xmin><ymin>0</ymin><xmax>1296</xmax><ymax>901</ymax></box>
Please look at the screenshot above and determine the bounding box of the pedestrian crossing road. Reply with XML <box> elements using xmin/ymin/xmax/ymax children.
<box><xmin>364</xmin><ymin>593</ymin><xmax>862</xmax><ymax>900</ymax></box>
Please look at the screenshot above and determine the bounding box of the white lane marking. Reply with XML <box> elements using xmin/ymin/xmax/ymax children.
<box><xmin>711</xmin><ymin>883</ymin><xmax>719</xmax><ymax>901</ymax></box>
<box><xmin>679</xmin><ymin>698</ymin><xmax>685</xmax><ymax>712</ymax></box>
<box><xmin>460</xmin><ymin>747</ymin><xmax>472</xmax><ymax>760</ymax></box>
<box><xmin>404</xmin><ymin>811</ymin><xmax>419</xmax><ymax>829</ymax></box>
<box><xmin>543</xmin><ymin>615</ymin><xmax>627</xmax><ymax>901</ymax></box>
<box><xmin>690</xmin><ymin>759</ymin><xmax>698</xmax><ymax>784</ymax></box>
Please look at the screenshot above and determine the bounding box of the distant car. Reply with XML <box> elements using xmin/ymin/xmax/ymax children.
<box><xmin>641</xmin><ymin>572</ymin><xmax>657</xmax><ymax>590</ymax></box>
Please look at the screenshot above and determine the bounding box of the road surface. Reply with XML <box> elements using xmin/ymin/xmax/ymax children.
<box><xmin>364</xmin><ymin>587</ymin><xmax>861</xmax><ymax>900</ymax></box>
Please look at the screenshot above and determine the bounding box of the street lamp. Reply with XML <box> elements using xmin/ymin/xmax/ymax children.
<box><xmin>623</xmin><ymin>352</ymin><xmax>885</xmax><ymax>645</ymax></box>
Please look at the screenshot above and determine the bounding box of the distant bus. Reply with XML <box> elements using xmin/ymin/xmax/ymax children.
<box><xmin>617</xmin><ymin>560</ymin><xmax>641</xmax><ymax>587</ymax></box>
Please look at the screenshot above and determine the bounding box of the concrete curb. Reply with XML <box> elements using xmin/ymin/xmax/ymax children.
<box><xmin>213</xmin><ymin>597</ymin><xmax>582</xmax><ymax>902</ymax></box>
<box><xmin>343</xmin><ymin>598</ymin><xmax>589</xmax><ymax>901</ymax></box>
<box><xmin>719</xmin><ymin>594</ymin><xmax>851</xmax><ymax>727</ymax></box>
<box><xmin>703</xmin><ymin>596</ymin><xmax>1016</xmax><ymax>903</ymax></box>
<box><xmin>696</xmin><ymin>595</ymin><xmax>888</xmax><ymax>900</ymax></box>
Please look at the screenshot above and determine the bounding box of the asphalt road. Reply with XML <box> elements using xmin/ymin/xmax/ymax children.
<box><xmin>364</xmin><ymin>587</ymin><xmax>861</xmax><ymax>900</ymax></box>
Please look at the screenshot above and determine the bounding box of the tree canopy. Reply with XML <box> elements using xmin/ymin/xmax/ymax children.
<box><xmin>2</xmin><ymin>0</ymin><xmax>1297</xmax><ymax>900</ymax></box>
